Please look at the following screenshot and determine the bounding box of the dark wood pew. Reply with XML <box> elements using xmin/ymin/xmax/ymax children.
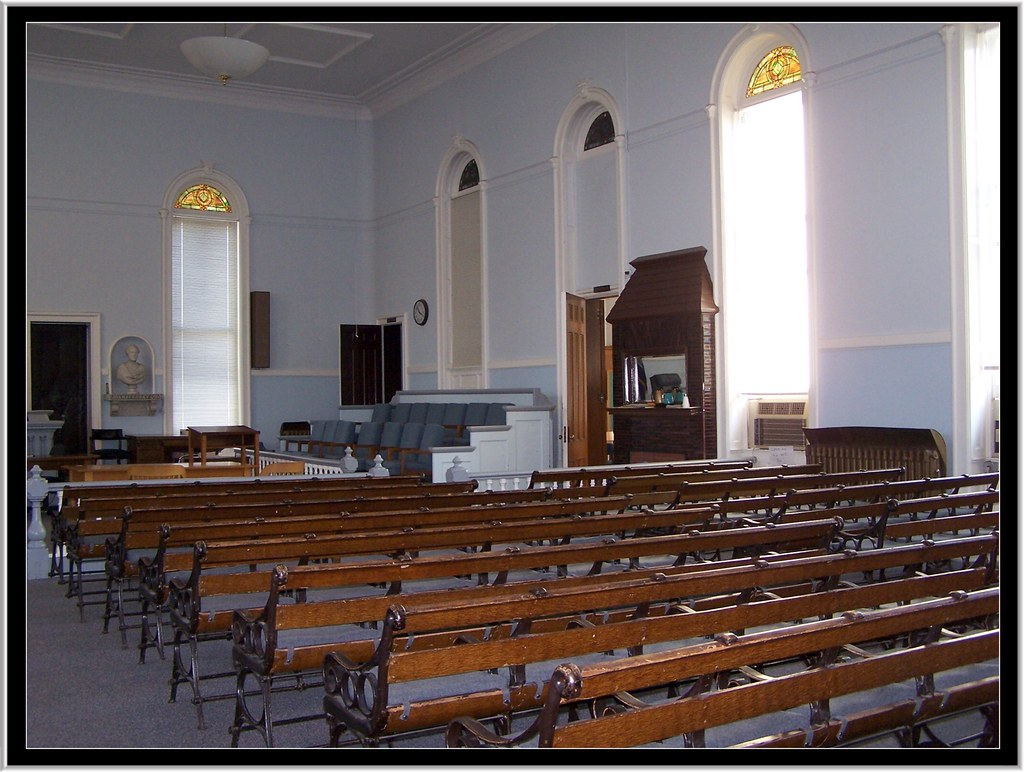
<box><xmin>61</xmin><ymin>485</ymin><xmax>542</xmax><ymax>617</ymax></box>
<box><xmin>602</xmin><ymin>463</ymin><xmax>828</xmax><ymax>496</ymax></box>
<box><xmin>608</xmin><ymin>467</ymin><xmax>901</xmax><ymax>499</ymax></box>
<box><xmin>781</xmin><ymin>472</ymin><xmax>1000</xmax><ymax>511</ymax></box>
<box><xmin>527</xmin><ymin>459</ymin><xmax>753</xmax><ymax>490</ymax></box>
<box><xmin>167</xmin><ymin>517</ymin><xmax>840</xmax><ymax>731</ymax></box>
<box><xmin>127</xmin><ymin>493</ymin><xmax>669</xmax><ymax>651</ymax></box>
<box><xmin>311</xmin><ymin>539</ymin><xmax>998</xmax><ymax>750</ymax></box>
<box><xmin>445</xmin><ymin>586</ymin><xmax>999</xmax><ymax>749</ymax></box>
<box><xmin>50</xmin><ymin>477</ymin><xmax>480</xmax><ymax>582</ymax></box>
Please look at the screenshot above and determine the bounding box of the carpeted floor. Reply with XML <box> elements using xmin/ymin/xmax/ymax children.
<box><xmin>17</xmin><ymin>574</ymin><xmax>453</xmax><ymax>760</ymax></box>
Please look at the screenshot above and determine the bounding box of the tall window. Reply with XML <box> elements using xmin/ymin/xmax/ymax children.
<box><xmin>712</xmin><ymin>30</ymin><xmax>811</xmax><ymax>453</ymax></box>
<box><xmin>963</xmin><ymin>24</ymin><xmax>1000</xmax><ymax>460</ymax></box>
<box><xmin>165</xmin><ymin>175</ymin><xmax>248</xmax><ymax>430</ymax></box>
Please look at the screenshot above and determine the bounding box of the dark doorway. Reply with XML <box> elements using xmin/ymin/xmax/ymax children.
<box><xmin>340</xmin><ymin>323</ymin><xmax>403</xmax><ymax>405</ymax></box>
<box><xmin>30</xmin><ymin>322</ymin><xmax>89</xmax><ymax>455</ymax></box>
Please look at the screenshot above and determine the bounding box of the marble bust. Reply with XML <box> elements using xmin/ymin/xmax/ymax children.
<box><xmin>115</xmin><ymin>343</ymin><xmax>147</xmax><ymax>393</ymax></box>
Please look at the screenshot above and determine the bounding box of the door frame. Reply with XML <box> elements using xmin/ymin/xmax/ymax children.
<box><xmin>560</xmin><ymin>290</ymin><xmax>617</xmax><ymax>467</ymax></box>
<box><xmin>26</xmin><ymin>312</ymin><xmax>103</xmax><ymax>431</ymax></box>
<box><xmin>376</xmin><ymin>312</ymin><xmax>408</xmax><ymax>401</ymax></box>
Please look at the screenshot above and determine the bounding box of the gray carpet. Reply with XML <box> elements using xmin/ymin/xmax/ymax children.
<box><xmin>15</xmin><ymin>555</ymin><xmax>1002</xmax><ymax>761</ymax></box>
<box><xmin>19</xmin><ymin>574</ymin><xmax>451</xmax><ymax>758</ymax></box>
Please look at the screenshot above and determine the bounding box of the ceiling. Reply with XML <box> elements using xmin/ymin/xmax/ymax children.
<box><xmin>24</xmin><ymin>20</ymin><xmax>552</xmax><ymax>117</ymax></box>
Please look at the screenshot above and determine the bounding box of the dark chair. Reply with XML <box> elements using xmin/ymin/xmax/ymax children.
<box><xmin>408</xmin><ymin>403</ymin><xmax>429</xmax><ymax>424</ymax></box>
<box><xmin>361</xmin><ymin>421</ymin><xmax>403</xmax><ymax>471</ymax></box>
<box><xmin>90</xmin><ymin>428</ymin><xmax>130</xmax><ymax>464</ymax></box>
<box><xmin>441</xmin><ymin>403</ymin><xmax>467</xmax><ymax>445</ymax></box>
<box><xmin>350</xmin><ymin>421</ymin><xmax>385</xmax><ymax>470</ymax></box>
<box><xmin>384</xmin><ymin>423</ymin><xmax>445</xmax><ymax>477</ymax></box>
<box><xmin>484</xmin><ymin>403</ymin><xmax>508</xmax><ymax>426</ymax></box>
<box><xmin>378</xmin><ymin>421</ymin><xmax>420</xmax><ymax>464</ymax></box>
<box><xmin>425</xmin><ymin>403</ymin><xmax>447</xmax><ymax>426</ymax></box>
<box><xmin>314</xmin><ymin>420</ymin><xmax>358</xmax><ymax>459</ymax></box>
<box><xmin>371</xmin><ymin>403</ymin><xmax>392</xmax><ymax>423</ymax></box>
<box><xmin>390</xmin><ymin>403</ymin><xmax>412</xmax><ymax>424</ymax></box>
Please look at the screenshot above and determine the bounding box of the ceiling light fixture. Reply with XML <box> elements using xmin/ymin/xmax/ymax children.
<box><xmin>180</xmin><ymin>25</ymin><xmax>270</xmax><ymax>86</ymax></box>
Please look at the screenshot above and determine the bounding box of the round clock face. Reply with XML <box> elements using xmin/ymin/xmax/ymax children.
<box><xmin>413</xmin><ymin>299</ymin><xmax>429</xmax><ymax>325</ymax></box>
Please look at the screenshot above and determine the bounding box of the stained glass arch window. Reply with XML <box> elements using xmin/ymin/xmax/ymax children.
<box><xmin>175</xmin><ymin>183</ymin><xmax>232</xmax><ymax>212</ymax></box>
<box><xmin>746</xmin><ymin>45</ymin><xmax>802</xmax><ymax>97</ymax></box>
<box><xmin>584</xmin><ymin>111</ymin><xmax>615</xmax><ymax>151</ymax></box>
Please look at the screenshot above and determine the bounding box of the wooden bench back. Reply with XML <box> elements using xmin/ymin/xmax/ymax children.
<box><xmin>527</xmin><ymin>459</ymin><xmax>753</xmax><ymax>489</ymax></box>
<box><xmin>173</xmin><ymin>517</ymin><xmax>843</xmax><ymax>639</ymax></box>
<box><xmin>171</xmin><ymin>504</ymin><xmax>722</xmax><ymax>573</ymax></box>
<box><xmin>250</xmin><ymin>532</ymin><xmax>997</xmax><ymax>674</ymax></box>
<box><xmin>123</xmin><ymin>493</ymin><xmax>638</xmax><ymax>554</ymax></box>
<box><xmin>527</xmin><ymin>587</ymin><xmax>998</xmax><ymax>747</ymax></box>
<box><xmin>57</xmin><ymin>473</ymin><xmax>434</xmax><ymax>510</ymax></box>
<box><xmin>783</xmin><ymin>472</ymin><xmax>999</xmax><ymax>509</ymax></box>
<box><xmin>64</xmin><ymin>479</ymin><xmax>486</xmax><ymax>522</ymax></box>
<box><xmin>316</xmin><ymin>552</ymin><xmax>998</xmax><ymax>744</ymax></box>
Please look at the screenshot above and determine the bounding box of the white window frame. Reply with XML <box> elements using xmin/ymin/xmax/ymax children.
<box><xmin>945</xmin><ymin>23</ymin><xmax>1001</xmax><ymax>473</ymax></box>
<box><xmin>709</xmin><ymin>25</ymin><xmax>816</xmax><ymax>458</ymax></box>
<box><xmin>160</xmin><ymin>164</ymin><xmax>251</xmax><ymax>433</ymax></box>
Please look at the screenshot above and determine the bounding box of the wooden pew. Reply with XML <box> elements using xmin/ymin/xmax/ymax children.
<box><xmin>602</xmin><ymin>463</ymin><xmax>828</xmax><ymax>496</ymax></box>
<box><xmin>527</xmin><ymin>459</ymin><xmax>753</xmax><ymax>490</ymax></box>
<box><xmin>770</xmin><ymin>488</ymin><xmax>999</xmax><ymax>550</ymax></box>
<box><xmin>61</xmin><ymin>484</ymin><xmax>540</xmax><ymax>617</ymax></box>
<box><xmin>309</xmin><ymin>539</ymin><xmax>998</xmax><ymax>750</ymax></box>
<box><xmin>781</xmin><ymin>472</ymin><xmax>1000</xmax><ymax>511</ymax></box>
<box><xmin>50</xmin><ymin>477</ymin><xmax>478</xmax><ymax>582</ymax></box>
<box><xmin>167</xmin><ymin>517</ymin><xmax>840</xmax><ymax>730</ymax></box>
<box><xmin>445</xmin><ymin>586</ymin><xmax>999</xmax><ymax>749</ymax></box>
<box><xmin>128</xmin><ymin>493</ymin><xmax>668</xmax><ymax>652</ymax></box>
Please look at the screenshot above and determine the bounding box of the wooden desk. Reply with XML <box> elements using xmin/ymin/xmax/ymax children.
<box><xmin>187</xmin><ymin>425</ymin><xmax>259</xmax><ymax>471</ymax></box>
<box><xmin>127</xmin><ymin>434</ymin><xmax>191</xmax><ymax>464</ymax></box>
<box><xmin>63</xmin><ymin>462</ymin><xmax>250</xmax><ymax>482</ymax></box>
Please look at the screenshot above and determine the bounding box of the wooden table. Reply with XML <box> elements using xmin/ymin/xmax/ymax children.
<box><xmin>62</xmin><ymin>462</ymin><xmax>250</xmax><ymax>482</ymax></box>
<box><xmin>187</xmin><ymin>425</ymin><xmax>259</xmax><ymax>472</ymax></box>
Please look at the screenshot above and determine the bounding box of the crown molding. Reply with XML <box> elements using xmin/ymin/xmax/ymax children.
<box><xmin>27</xmin><ymin>54</ymin><xmax>373</xmax><ymax>120</ymax></box>
<box><xmin>25</xmin><ymin>23</ymin><xmax>553</xmax><ymax>121</ymax></box>
<box><xmin>365</xmin><ymin>23</ymin><xmax>554</xmax><ymax>117</ymax></box>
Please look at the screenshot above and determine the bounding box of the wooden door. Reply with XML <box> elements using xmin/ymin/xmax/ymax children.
<box><xmin>565</xmin><ymin>294</ymin><xmax>588</xmax><ymax>467</ymax></box>
<box><xmin>584</xmin><ymin>298</ymin><xmax>608</xmax><ymax>464</ymax></box>
<box><xmin>339</xmin><ymin>324</ymin><xmax>382</xmax><ymax>405</ymax></box>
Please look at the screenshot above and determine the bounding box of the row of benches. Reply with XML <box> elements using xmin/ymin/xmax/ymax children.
<box><xmin>48</xmin><ymin>464</ymin><xmax>1000</xmax><ymax>749</ymax></box>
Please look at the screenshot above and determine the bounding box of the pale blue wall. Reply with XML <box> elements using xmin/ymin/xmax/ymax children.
<box><xmin>370</xmin><ymin>22</ymin><xmax>956</xmax><ymax>460</ymax></box>
<box><xmin>26</xmin><ymin>22</ymin><xmax>963</xmax><ymax>465</ymax></box>
<box><xmin>27</xmin><ymin>81</ymin><xmax>374</xmax><ymax>441</ymax></box>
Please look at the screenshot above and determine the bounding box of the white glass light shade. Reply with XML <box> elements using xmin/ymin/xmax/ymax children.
<box><xmin>180</xmin><ymin>36</ymin><xmax>270</xmax><ymax>84</ymax></box>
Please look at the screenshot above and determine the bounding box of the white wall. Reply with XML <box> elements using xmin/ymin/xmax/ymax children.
<box><xmin>25</xmin><ymin>21</ymin><xmax>966</xmax><ymax>467</ymax></box>
<box><xmin>370</xmin><ymin>22</ymin><xmax>957</xmax><ymax>459</ymax></box>
<box><xmin>26</xmin><ymin>81</ymin><xmax>375</xmax><ymax>441</ymax></box>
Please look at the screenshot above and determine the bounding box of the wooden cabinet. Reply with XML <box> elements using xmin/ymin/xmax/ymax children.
<box><xmin>128</xmin><ymin>434</ymin><xmax>190</xmax><ymax>464</ymax></box>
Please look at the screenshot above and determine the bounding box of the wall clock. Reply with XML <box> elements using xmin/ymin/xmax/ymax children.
<box><xmin>413</xmin><ymin>299</ymin><xmax>429</xmax><ymax>326</ymax></box>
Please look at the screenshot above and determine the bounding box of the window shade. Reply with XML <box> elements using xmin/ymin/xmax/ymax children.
<box><xmin>171</xmin><ymin>215</ymin><xmax>240</xmax><ymax>430</ymax></box>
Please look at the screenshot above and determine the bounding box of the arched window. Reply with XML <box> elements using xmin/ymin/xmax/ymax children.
<box><xmin>435</xmin><ymin>141</ymin><xmax>486</xmax><ymax>389</ymax></box>
<box><xmin>583</xmin><ymin>110</ymin><xmax>615</xmax><ymax>151</ymax></box>
<box><xmin>458</xmin><ymin>159</ymin><xmax>480</xmax><ymax>191</ymax></box>
<box><xmin>162</xmin><ymin>167</ymin><xmax>251</xmax><ymax>432</ymax></box>
<box><xmin>711</xmin><ymin>27</ymin><xmax>811</xmax><ymax>454</ymax></box>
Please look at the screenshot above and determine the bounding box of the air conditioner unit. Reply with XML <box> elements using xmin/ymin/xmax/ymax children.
<box><xmin>747</xmin><ymin>397</ymin><xmax>808</xmax><ymax>449</ymax></box>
